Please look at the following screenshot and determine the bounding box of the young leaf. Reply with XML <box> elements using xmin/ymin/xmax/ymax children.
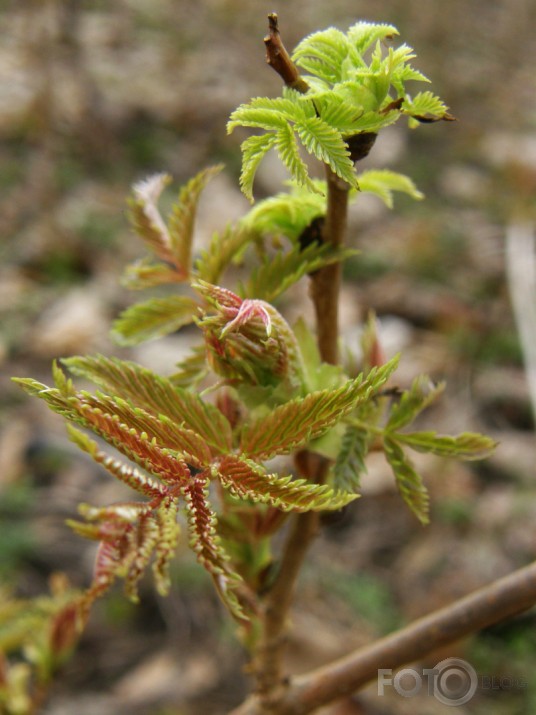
<box><xmin>194</xmin><ymin>223</ymin><xmax>252</xmax><ymax>284</ymax></box>
<box><xmin>403</xmin><ymin>90</ymin><xmax>453</xmax><ymax>123</ymax></box>
<box><xmin>129</xmin><ymin>174</ymin><xmax>176</xmax><ymax>266</ymax></box>
<box><xmin>239</xmin><ymin>241</ymin><xmax>357</xmax><ymax>303</ymax></box>
<box><xmin>275</xmin><ymin>122</ymin><xmax>320</xmax><ymax>195</ymax></box>
<box><xmin>294</xmin><ymin>115</ymin><xmax>359</xmax><ymax>188</ymax></box>
<box><xmin>332</xmin><ymin>423</ymin><xmax>371</xmax><ymax>493</ymax></box>
<box><xmin>384</xmin><ymin>435</ymin><xmax>429</xmax><ymax>525</ymax></box>
<box><xmin>214</xmin><ymin>455</ymin><xmax>357</xmax><ymax>512</ymax></box>
<box><xmin>386</xmin><ymin>375</ymin><xmax>445</xmax><ymax>431</ymax></box>
<box><xmin>168</xmin><ymin>165</ymin><xmax>224</xmax><ymax>273</ymax></box>
<box><xmin>240</xmin><ymin>358</ymin><xmax>398</xmax><ymax>460</ymax></box>
<box><xmin>62</xmin><ymin>354</ymin><xmax>233</xmax><ymax>453</ymax></box>
<box><xmin>180</xmin><ymin>477</ymin><xmax>245</xmax><ymax>620</ymax></box>
<box><xmin>121</xmin><ymin>258</ymin><xmax>185</xmax><ymax>290</ymax></box>
<box><xmin>357</xmin><ymin>169</ymin><xmax>424</xmax><ymax>208</ymax></box>
<box><xmin>238</xmin><ymin>133</ymin><xmax>279</xmax><ymax>202</ymax></box>
<box><xmin>152</xmin><ymin>496</ymin><xmax>181</xmax><ymax>596</ymax></box>
<box><xmin>347</xmin><ymin>21</ymin><xmax>399</xmax><ymax>54</ymax></box>
<box><xmin>395</xmin><ymin>431</ymin><xmax>497</xmax><ymax>460</ymax></box>
<box><xmin>111</xmin><ymin>295</ymin><xmax>200</xmax><ymax>346</ymax></box>
<box><xmin>66</xmin><ymin>425</ymin><xmax>168</xmax><ymax>499</ymax></box>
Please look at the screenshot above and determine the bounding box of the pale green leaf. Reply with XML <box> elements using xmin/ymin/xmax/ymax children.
<box><xmin>238</xmin><ymin>133</ymin><xmax>278</xmax><ymax>202</ymax></box>
<box><xmin>403</xmin><ymin>91</ymin><xmax>451</xmax><ymax>122</ymax></box>
<box><xmin>357</xmin><ymin>169</ymin><xmax>424</xmax><ymax>208</ymax></box>
<box><xmin>195</xmin><ymin>223</ymin><xmax>253</xmax><ymax>284</ymax></box>
<box><xmin>384</xmin><ymin>435</ymin><xmax>429</xmax><ymax>524</ymax></box>
<box><xmin>227</xmin><ymin>97</ymin><xmax>301</xmax><ymax>134</ymax></box>
<box><xmin>295</xmin><ymin>116</ymin><xmax>359</xmax><ymax>188</ymax></box>
<box><xmin>129</xmin><ymin>173</ymin><xmax>175</xmax><ymax>265</ymax></box>
<box><xmin>112</xmin><ymin>295</ymin><xmax>199</xmax><ymax>346</ymax></box>
<box><xmin>347</xmin><ymin>22</ymin><xmax>399</xmax><ymax>54</ymax></box>
<box><xmin>215</xmin><ymin>455</ymin><xmax>357</xmax><ymax>512</ymax></box>
<box><xmin>396</xmin><ymin>431</ymin><xmax>497</xmax><ymax>460</ymax></box>
<box><xmin>275</xmin><ymin>123</ymin><xmax>320</xmax><ymax>194</ymax></box>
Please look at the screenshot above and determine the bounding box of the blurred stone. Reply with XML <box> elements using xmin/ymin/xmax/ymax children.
<box><xmin>29</xmin><ymin>286</ymin><xmax>110</xmax><ymax>357</ymax></box>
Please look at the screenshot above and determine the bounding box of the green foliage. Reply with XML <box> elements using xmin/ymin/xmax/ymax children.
<box><xmin>229</xmin><ymin>20</ymin><xmax>452</xmax><ymax>201</ymax></box>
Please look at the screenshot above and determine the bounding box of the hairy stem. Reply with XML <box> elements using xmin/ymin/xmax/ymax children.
<box><xmin>231</xmin><ymin>559</ymin><xmax>536</xmax><ymax>714</ymax></box>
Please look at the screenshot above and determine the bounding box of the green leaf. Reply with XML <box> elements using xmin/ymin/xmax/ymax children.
<box><xmin>332</xmin><ymin>423</ymin><xmax>371</xmax><ymax>493</ymax></box>
<box><xmin>111</xmin><ymin>295</ymin><xmax>199</xmax><ymax>346</ymax></box>
<box><xmin>240</xmin><ymin>357</ymin><xmax>398</xmax><ymax>460</ymax></box>
<box><xmin>403</xmin><ymin>91</ymin><xmax>452</xmax><ymax>122</ymax></box>
<box><xmin>386</xmin><ymin>375</ymin><xmax>445</xmax><ymax>431</ymax></box>
<box><xmin>293</xmin><ymin>318</ymin><xmax>344</xmax><ymax>392</ymax></box>
<box><xmin>227</xmin><ymin>97</ymin><xmax>299</xmax><ymax>133</ymax></box>
<box><xmin>168</xmin><ymin>164</ymin><xmax>224</xmax><ymax>274</ymax></box>
<box><xmin>239</xmin><ymin>242</ymin><xmax>357</xmax><ymax>303</ymax></box>
<box><xmin>62</xmin><ymin>354</ymin><xmax>232</xmax><ymax>453</ymax></box>
<box><xmin>241</xmin><ymin>181</ymin><xmax>326</xmax><ymax>243</ymax></box>
<box><xmin>295</xmin><ymin>116</ymin><xmax>359</xmax><ymax>188</ymax></box>
<box><xmin>275</xmin><ymin>123</ymin><xmax>320</xmax><ymax>194</ymax></box>
<box><xmin>357</xmin><ymin>169</ymin><xmax>424</xmax><ymax>208</ymax></box>
<box><xmin>152</xmin><ymin>496</ymin><xmax>181</xmax><ymax>596</ymax></box>
<box><xmin>194</xmin><ymin>223</ymin><xmax>252</xmax><ymax>284</ymax></box>
<box><xmin>238</xmin><ymin>133</ymin><xmax>278</xmax><ymax>202</ymax></box>
<box><xmin>293</xmin><ymin>28</ymin><xmax>351</xmax><ymax>84</ymax></box>
<box><xmin>384</xmin><ymin>435</ymin><xmax>429</xmax><ymax>524</ymax></box>
<box><xmin>396</xmin><ymin>431</ymin><xmax>497</xmax><ymax>460</ymax></box>
<box><xmin>347</xmin><ymin>21</ymin><xmax>399</xmax><ymax>54</ymax></box>
<box><xmin>215</xmin><ymin>455</ymin><xmax>357</xmax><ymax>512</ymax></box>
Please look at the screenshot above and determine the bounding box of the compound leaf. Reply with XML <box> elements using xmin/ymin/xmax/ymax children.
<box><xmin>295</xmin><ymin>115</ymin><xmax>359</xmax><ymax>188</ymax></box>
<box><xmin>357</xmin><ymin>169</ymin><xmax>424</xmax><ymax>208</ymax></box>
<box><xmin>239</xmin><ymin>133</ymin><xmax>278</xmax><ymax>202</ymax></box>
<box><xmin>396</xmin><ymin>431</ymin><xmax>497</xmax><ymax>460</ymax></box>
<box><xmin>332</xmin><ymin>423</ymin><xmax>371</xmax><ymax>493</ymax></box>
<box><xmin>386</xmin><ymin>375</ymin><xmax>445</xmax><ymax>431</ymax></box>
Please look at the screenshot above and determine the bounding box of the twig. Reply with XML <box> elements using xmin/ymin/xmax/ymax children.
<box><xmin>230</xmin><ymin>560</ymin><xmax>536</xmax><ymax>714</ymax></box>
<box><xmin>264</xmin><ymin>14</ymin><xmax>309</xmax><ymax>94</ymax></box>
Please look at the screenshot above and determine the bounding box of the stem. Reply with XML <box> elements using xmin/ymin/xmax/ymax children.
<box><xmin>310</xmin><ymin>167</ymin><xmax>350</xmax><ymax>365</ymax></box>
<box><xmin>230</xmin><ymin>559</ymin><xmax>536</xmax><ymax>714</ymax></box>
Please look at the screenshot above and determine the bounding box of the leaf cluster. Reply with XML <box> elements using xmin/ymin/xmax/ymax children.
<box><xmin>228</xmin><ymin>21</ymin><xmax>453</xmax><ymax>200</ymax></box>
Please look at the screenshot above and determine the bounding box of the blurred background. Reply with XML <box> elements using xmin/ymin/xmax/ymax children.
<box><xmin>1</xmin><ymin>1</ymin><xmax>535</xmax><ymax>713</ymax></box>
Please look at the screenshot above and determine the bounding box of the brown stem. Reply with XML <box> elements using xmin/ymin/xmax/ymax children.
<box><xmin>310</xmin><ymin>167</ymin><xmax>350</xmax><ymax>365</ymax></box>
<box><xmin>230</xmin><ymin>560</ymin><xmax>536</xmax><ymax>714</ymax></box>
<box><xmin>264</xmin><ymin>14</ymin><xmax>309</xmax><ymax>94</ymax></box>
<box><xmin>253</xmin><ymin>454</ymin><xmax>329</xmax><ymax>711</ymax></box>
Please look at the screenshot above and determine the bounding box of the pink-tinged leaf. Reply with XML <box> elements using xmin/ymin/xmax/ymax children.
<box><xmin>153</xmin><ymin>497</ymin><xmax>181</xmax><ymax>596</ymax></box>
<box><xmin>240</xmin><ymin>358</ymin><xmax>398</xmax><ymax>460</ymax></box>
<box><xmin>121</xmin><ymin>258</ymin><xmax>185</xmax><ymax>290</ymax></box>
<box><xmin>124</xmin><ymin>515</ymin><xmax>161</xmax><ymax>602</ymax></box>
<box><xmin>220</xmin><ymin>300</ymin><xmax>273</xmax><ymax>338</ymax></box>
<box><xmin>193</xmin><ymin>280</ymin><xmax>243</xmax><ymax>312</ymax></box>
<box><xmin>130</xmin><ymin>174</ymin><xmax>179</xmax><ymax>267</ymax></box>
<box><xmin>112</xmin><ymin>295</ymin><xmax>199</xmax><ymax>346</ymax></box>
<box><xmin>180</xmin><ymin>475</ymin><xmax>246</xmax><ymax>620</ymax></box>
<box><xmin>62</xmin><ymin>355</ymin><xmax>232</xmax><ymax>453</ymax></box>
<box><xmin>67</xmin><ymin>425</ymin><xmax>169</xmax><ymax>499</ymax></box>
<box><xmin>214</xmin><ymin>455</ymin><xmax>357</xmax><ymax>511</ymax></box>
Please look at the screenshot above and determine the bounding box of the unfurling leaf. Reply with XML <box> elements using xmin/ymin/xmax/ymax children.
<box><xmin>112</xmin><ymin>295</ymin><xmax>199</xmax><ymax>346</ymax></box>
<box><xmin>384</xmin><ymin>435</ymin><xmax>429</xmax><ymax>524</ymax></box>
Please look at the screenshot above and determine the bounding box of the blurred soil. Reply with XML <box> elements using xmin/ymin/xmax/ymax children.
<box><xmin>1</xmin><ymin>1</ymin><xmax>536</xmax><ymax>714</ymax></box>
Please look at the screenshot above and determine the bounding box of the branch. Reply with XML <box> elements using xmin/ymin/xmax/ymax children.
<box><xmin>264</xmin><ymin>14</ymin><xmax>309</xmax><ymax>94</ymax></box>
<box><xmin>230</xmin><ymin>560</ymin><xmax>536</xmax><ymax>714</ymax></box>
